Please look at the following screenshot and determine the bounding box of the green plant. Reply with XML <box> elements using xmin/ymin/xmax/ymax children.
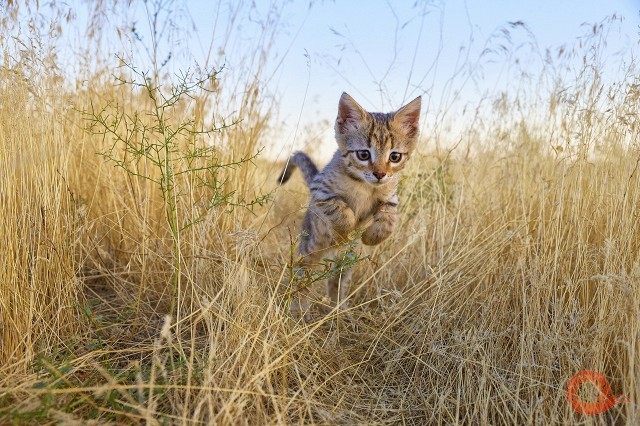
<box><xmin>84</xmin><ymin>58</ymin><xmax>269</xmax><ymax>319</ymax></box>
<box><xmin>284</xmin><ymin>232</ymin><xmax>363</xmax><ymax>312</ymax></box>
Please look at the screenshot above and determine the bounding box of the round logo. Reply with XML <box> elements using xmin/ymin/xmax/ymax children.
<box><xmin>567</xmin><ymin>370</ymin><xmax>629</xmax><ymax>415</ymax></box>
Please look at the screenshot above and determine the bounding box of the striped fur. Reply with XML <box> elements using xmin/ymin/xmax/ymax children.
<box><xmin>278</xmin><ymin>151</ymin><xmax>319</xmax><ymax>185</ymax></box>
<box><xmin>281</xmin><ymin>92</ymin><xmax>421</xmax><ymax>318</ymax></box>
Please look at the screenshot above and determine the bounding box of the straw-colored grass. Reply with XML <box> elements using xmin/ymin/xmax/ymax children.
<box><xmin>1</xmin><ymin>5</ymin><xmax>639</xmax><ymax>425</ymax></box>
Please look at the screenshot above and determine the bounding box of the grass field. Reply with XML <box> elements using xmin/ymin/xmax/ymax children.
<box><xmin>1</xmin><ymin>3</ymin><xmax>639</xmax><ymax>425</ymax></box>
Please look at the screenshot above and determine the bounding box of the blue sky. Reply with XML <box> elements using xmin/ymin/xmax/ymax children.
<box><xmin>185</xmin><ymin>0</ymin><xmax>639</xmax><ymax>155</ymax></box>
<box><xmin>62</xmin><ymin>1</ymin><xmax>640</xmax><ymax>155</ymax></box>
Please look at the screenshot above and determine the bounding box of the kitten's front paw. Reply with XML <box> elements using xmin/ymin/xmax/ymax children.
<box><xmin>361</xmin><ymin>226</ymin><xmax>390</xmax><ymax>245</ymax></box>
<box><xmin>361</xmin><ymin>213</ymin><xmax>397</xmax><ymax>245</ymax></box>
<box><xmin>332</xmin><ymin>207</ymin><xmax>357</xmax><ymax>237</ymax></box>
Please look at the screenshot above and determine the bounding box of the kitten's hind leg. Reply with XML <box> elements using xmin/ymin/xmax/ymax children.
<box><xmin>288</xmin><ymin>251</ymin><xmax>329</xmax><ymax>322</ymax></box>
<box><xmin>327</xmin><ymin>267</ymin><xmax>353</xmax><ymax>312</ymax></box>
<box><xmin>288</xmin><ymin>211</ymin><xmax>334</xmax><ymax>320</ymax></box>
<box><xmin>289</xmin><ymin>282</ymin><xmax>312</xmax><ymax>321</ymax></box>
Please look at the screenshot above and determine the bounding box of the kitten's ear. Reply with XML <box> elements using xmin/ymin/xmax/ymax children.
<box><xmin>336</xmin><ymin>92</ymin><xmax>366</xmax><ymax>134</ymax></box>
<box><xmin>393</xmin><ymin>96</ymin><xmax>421</xmax><ymax>138</ymax></box>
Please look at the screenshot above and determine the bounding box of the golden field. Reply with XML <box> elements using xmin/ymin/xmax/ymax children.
<box><xmin>0</xmin><ymin>4</ymin><xmax>638</xmax><ymax>424</ymax></box>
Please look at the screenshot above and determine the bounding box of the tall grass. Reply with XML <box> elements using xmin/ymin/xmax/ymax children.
<box><xmin>0</xmin><ymin>37</ymin><xmax>82</xmax><ymax>372</ymax></box>
<box><xmin>1</xmin><ymin>3</ymin><xmax>639</xmax><ymax>424</ymax></box>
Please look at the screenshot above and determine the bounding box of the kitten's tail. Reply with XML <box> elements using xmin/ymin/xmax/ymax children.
<box><xmin>277</xmin><ymin>151</ymin><xmax>319</xmax><ymax>186</ymax></box>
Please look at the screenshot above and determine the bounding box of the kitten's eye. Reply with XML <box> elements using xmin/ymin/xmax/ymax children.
<box><xmin>355</xmin><ymin>150</ymin><xmax>371</xmax><ymax>161</ymax></box>
<box><xmin>389</xmin><ymin>152</ymin><xmax>402</xmax><ymax>163</ymax></box>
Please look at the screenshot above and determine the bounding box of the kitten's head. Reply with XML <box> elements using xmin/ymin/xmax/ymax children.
<box><xmin>334</xmin><ymin>92</ymin><xmax>421</xmax><ymax>185</ymax></box>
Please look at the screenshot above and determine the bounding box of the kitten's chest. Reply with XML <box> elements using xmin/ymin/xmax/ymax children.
<box><xmin>340</xmin><ymin>182</ymin><xmax>392</xmax><ymax>223</ymax></box>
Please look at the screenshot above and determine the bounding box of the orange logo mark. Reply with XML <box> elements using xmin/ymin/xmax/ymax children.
<box><xmin>566</xmin><ymin>370</ymin><xmax>629</xmax><ymax>415</ymax></box>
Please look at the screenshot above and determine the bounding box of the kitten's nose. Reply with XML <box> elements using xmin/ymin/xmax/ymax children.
<box><xmin>373</xmin><ymin>171</ymin><xmax>386</xmax><ymax>180</ymax></box>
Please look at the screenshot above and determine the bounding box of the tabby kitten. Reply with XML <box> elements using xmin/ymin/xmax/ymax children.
<box><xmin>279</xmin><ymin>92</ymin><xmax>421</xmax><ymax>318</ymax></box>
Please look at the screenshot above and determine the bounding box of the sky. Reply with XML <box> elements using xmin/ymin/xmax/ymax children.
<box><xmin>256</xmin><ymin>0</ymin><xmax>639</xmax><ymax>109</ymax></box>
<box><xmin>49</xmin><ymin>0</ymin><xmax>640</xmax><ymax>157</ymax></box>
<box><xmin>187</xmin><ymin>0</ymin><xmax>640</xmax><ymax>156</ymax></box>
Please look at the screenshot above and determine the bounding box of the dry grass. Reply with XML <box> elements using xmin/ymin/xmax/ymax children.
<box><xmin>1</xmin><ymin>5</ymin><xmax>639</xmax><ymax>425</ymax></box>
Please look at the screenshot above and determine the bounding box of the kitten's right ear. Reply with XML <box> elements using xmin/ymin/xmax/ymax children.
<box><xmin>393</xmin><ymin>96</ymin><xmax>422</xmax><ymax>139</ymax></box>
<box><xmin>336</xmin><ymin>92</ymin><xmax>366</xmax><ymax>134</ymax></box>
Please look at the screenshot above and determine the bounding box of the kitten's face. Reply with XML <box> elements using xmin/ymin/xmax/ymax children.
<box><xmin>334</xmin><ymin>93</ymin><xmax>421</xmax><ymax>185</ymax></box>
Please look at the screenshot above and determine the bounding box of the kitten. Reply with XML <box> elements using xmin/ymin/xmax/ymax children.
<box><xmin>279</xmin><ymin>92</ymin><xmax>421</xmax><ymax>318</ymax></box>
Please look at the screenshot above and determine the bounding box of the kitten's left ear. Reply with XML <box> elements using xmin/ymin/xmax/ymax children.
<box><xmin>336</xmin><ymin>92</ymin><xmax>367</xmax><ymax>134</ymax></box>
<box><xmin>393</xmin><ymin>96</ymin><xmax>421</xmax><ymax>138</ymax></box>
